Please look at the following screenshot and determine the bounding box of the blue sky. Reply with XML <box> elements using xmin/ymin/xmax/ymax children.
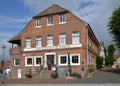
<box><xmin>0</xmin><ymin>0</ymin><xmax>120</xmax><ymax>61</ymax></box>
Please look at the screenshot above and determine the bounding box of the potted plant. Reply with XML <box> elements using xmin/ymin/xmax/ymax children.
<box><xmin>72</xmin><ymin>72</ymin><xmax>81</xmax><ymax>79</ymax></box>
<box><xmin>25</xmin><ymin>69</ymin><xmax>32</xmax><ymax>78</ymax></box>
<box><xmin>50</xmin><ymin>72</ymin><xmax>57</xmax><ymax>79</ymax></box>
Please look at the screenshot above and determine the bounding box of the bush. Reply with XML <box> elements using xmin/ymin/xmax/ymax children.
<box><xmin>71</xmin><ymin>72</ymin><xmax>81</xmax><ymax>78</ymax></box>
<box><xmin>25</xmin><ymin>69</ymin><xmax>32</xmax><ymax>78</ymax></box>
<box><xmin>89</xmin><ymin>68</ymin><xmax>95</xmax><ymax>73</ymax></box>
<box><xmin>50</xmin><ymin>72</ymin><xmax>57</xmax><ymax>79</ymax></box>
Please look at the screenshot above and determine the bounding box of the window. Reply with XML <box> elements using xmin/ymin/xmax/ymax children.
<box><xmin>47</xmin><ymin>36</ymin><xmax>53</xmax><ymax>46</ymax></box>
<box><xmin>59</xmin><ymin>55</ymin><xmax>68</xmax><ymax>66</ymax></box>
<box><xmin>59</xmin><ymin>33</ymin><xmax>66</xmax><ymax>45</ymax></box>
<box><xmin>47</xmin><ymin>16</ymin><xmax>53</xmax><ymax>26</ymax></box>
<box><xmin>59</xmin><ymin>14</ymin><xmax>66</xmax><ymax>24</ymax></box>
<box><xmin>25</xmin><ymin>57</ymin><xmax>33</xmax><ymax>66</ymax></box>
<box><xmin>36</xmin><ymin>19</ymin><xmax>41</xmax><ymax>27</ymax></box>
<box><xmin>26</xmin><ymin>38</ymin><xmax>31</xmax><ymax>48</ymax></box>
<box><xmin>36</xmin><ymin>37</ymin><xmax>42</xmax><ymax>47</ymax></box>
<box><xmin>72</xmin><ymin>32</ymin><xmax>80</xmax><ymax>44</ymax></box>
<box><xmin>14</xmin><ymin>59</ymin><xmax>20</xmax><ymax>66</ymax></box>
<box><xmin>71</xmin><ymin>54</ymin><xmax>80</xmax><ymax>65</ymax></box>
<box><xmin>34</xmin><ymin>57</ymin><xmax>42</xmax><ymax>66</ymax></box>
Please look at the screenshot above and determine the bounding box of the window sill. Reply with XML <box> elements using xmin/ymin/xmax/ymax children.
<box><xmin>36</xmin><ymin>26</ymin><xmax>42</xmax><ymax>28</ymax></box>
<box><xmin>47</xmin><ymin>24</ymin><xmax>54</xmax><ymax>26</ymax></box>
<box><xmin>59</xmin><ymin>22</ymin><xmax>66</xmax><ymax>24</ymax></box>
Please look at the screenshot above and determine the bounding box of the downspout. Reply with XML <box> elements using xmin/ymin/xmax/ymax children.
<box><xmin>85</xmin><ymin>23</ymin><xmax>89</xmax><ymax>73</ymax></box>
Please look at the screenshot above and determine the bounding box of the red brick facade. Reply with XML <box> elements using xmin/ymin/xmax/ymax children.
<box><xmin>8</xmin><ymin>4</ymin><xmax>99</xmax><ymax>79</ymax></box>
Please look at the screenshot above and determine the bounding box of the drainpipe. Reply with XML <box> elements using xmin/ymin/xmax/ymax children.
<box><xmin>85</xmin><ymin>23</ymin><xmax>89</xmax><ymax>74</ymax></box>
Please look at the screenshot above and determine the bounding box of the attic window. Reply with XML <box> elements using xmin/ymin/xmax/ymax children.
<box><xmin>36</xmin><ymin>19</ymin><xmax>42</xmax><ymax>27</ymax></box>
<box><xmin>47</xmin><ymin>16</ymin><xmax>53</xmax><ymax>26</ymax></box>
<box><xmin>59</xmin><ymin>14</ymin><xmax>66</xmax><ymax>24</ymax></box>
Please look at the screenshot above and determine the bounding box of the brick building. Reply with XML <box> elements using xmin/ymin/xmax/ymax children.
<box><xmin>8</xmin><ymin>4</ymin><xmax>99</xmax><ymax>79</ymax></box>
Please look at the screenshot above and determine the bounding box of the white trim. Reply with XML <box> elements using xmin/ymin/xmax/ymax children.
<box><xmin>25</xmin><ymin>57</ymin><xmax>33</xmax><ymax>67</ymax></box>
<box><xmin>34</xmin><ymin>56</ymin><xmax>43</xmax><ymax>66</ymax></box>
<box><xmin>70</xmin><ymin>54</ymin><xmax>80</xmax><ymax>66</ymax></box>
<box><xmin>58</xmin><ymin>54</ymin><xmax>68</xmax><ymax>66</ymax></box>
<box><xmin>24</xmin><ymin>44</ymin><xmax>82</xmax><ymax>52</ymax></box>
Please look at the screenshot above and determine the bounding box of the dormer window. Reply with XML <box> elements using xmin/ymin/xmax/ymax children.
<box><xmin>47</xmin><ymin>16</ymin><xmax>53</xmax><ymax>26</ymax></box>
<box><xmin>59</xmin><ymin>14</ymin><xmax>66</xmax><ymax>24</ymax></box>
<box><xmin>36</xmin><ymin>19</ymin><xmax>41</xmax><ymax>27</ymax></box>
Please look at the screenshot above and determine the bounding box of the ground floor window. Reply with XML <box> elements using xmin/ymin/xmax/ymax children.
<box><xmin>58</xmin><ymin>54</ymin><xmax>68</xmax><ymax>66</ymax></box>
<box><xmin>34</xmin><ymin>57</ymin><xmax>42</xmax><ymax>66</ymax></box>
<box><xmin>14</xmin><ymin>58</ymin><xmax>20</xmax><ymax>66</ymax></box>
<box><xmin>70</xmin><ymin>54</ymin><xmax>80</xmax><ymax>65</ymax></box>
<box><xmin>25</xmin><ymin>57</ymin><xmax>33</xmax><ymax>66</ymax></box>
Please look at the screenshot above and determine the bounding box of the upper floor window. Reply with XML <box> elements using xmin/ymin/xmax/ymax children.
<box><xmin>36</xmin><ymin>19</ymin><xmax>41</xmax><ymax>27</ymax></box>
<box><xmin>59</xmin><ymin>33</ymin><xmax>66</xmax><ymax>45</ymax></box>
<box><xmin>72</xmin><ymin>32</ymin><xmax>80</xmax><ymax>44</ymax></box>
<box><xmin>26</xmin><ymin>38</ymin><xmax>31</xmax><ymax>48</ymax></box>
<box><xmin>47</xmin><ymin>16</ymin><xmax>53</xmax><ymax>26</ymax></box>
<box><xmin>59</xmin><ymin>14</ymin><xmax>66</xmax><ymax>24</ymax></box>
<box><xmin>47</xmin><ymin>35</ymin><xmax>53</xmax><ymax>46</ymax></box>
<box><xmin>36</xmin><ymin>36</ymin><xmax>42</xmax><ymax>47</ymax></box>
<box><xmin>14</xmin><ymin>58</ymin><xmax>20</xmax><ymax>66</ymax></box>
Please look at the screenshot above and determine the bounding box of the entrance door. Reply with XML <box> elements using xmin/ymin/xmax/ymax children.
<box><xmin>18</xmin><ymin>69</ymin><xmax>21</xmax><ymax>78</ymax></box>
<box><xmin>47</xmin><ymin>55</ymin><xmax>54</xmax><ymax>70</ymax></box>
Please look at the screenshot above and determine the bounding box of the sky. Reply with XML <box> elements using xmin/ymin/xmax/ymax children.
<box><xmin>0</xmin><ymin>0</ymin><xmax>120</xmax><ymax>61</ymax></box>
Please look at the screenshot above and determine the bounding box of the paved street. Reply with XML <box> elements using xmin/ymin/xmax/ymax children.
<box><xmin>0</xmin><ymin>68</ymin><xmax>120</xmax><ymax>84</ymax></box>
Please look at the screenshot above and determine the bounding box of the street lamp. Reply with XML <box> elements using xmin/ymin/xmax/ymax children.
<box><xmin>1</xmin><ymin>44</ymin><xmax>6</xmax><ymax>83</ymax></box>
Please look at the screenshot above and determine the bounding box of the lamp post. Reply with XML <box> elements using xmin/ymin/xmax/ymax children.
<box><xmin>1</xmin><ymin>44</ymin><xmax>6</xmax><ymax>83</ymax></box>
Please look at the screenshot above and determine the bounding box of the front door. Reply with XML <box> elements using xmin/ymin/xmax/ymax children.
<box><xmin>47</xmin><ymin>55</ymin><xmax>54</xmax><ymax>70</ymax></box>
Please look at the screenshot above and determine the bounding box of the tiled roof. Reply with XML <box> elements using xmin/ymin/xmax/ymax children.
<box><xmin>33</xmin><ymin>4</ymin><xmax>69</xmax><ymax>18</ymax></box>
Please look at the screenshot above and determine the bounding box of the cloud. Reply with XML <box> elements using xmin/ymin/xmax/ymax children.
<box><xmin>0</xmin><ymin>14</ymin><xmax>31</xmax><ymax>28</ymax></box>
<box><xmin>21</xmin><ymin>0</ymin><xmax>120</xmax><ymax>47</ymax></box>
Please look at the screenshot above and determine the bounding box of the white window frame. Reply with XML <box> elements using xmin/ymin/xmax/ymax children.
<box><xmin>36</xmin><ymin>36</ymin><xmax>42</xmax><ymax>47</ymax></box>
<box><xmin>47</xmin><ymin>16</ymin><xmax>53</xmax><ymax>26</ymax></box>
<box><xmin>59</xmin><ymin>14</ymin><xmax>66</xmax><ymax>24</ymax></box>
<box><xmin>36</xmin><ymin>19</ymin><xmax>42</xmax><ymax>28</ymax></box>
<box><xmin>26</xmin><ymin>38</ymin><xmax>31</xmax><ymax>48</ymax></box>
<box><xmin>72</xmin><ymin>32</ymin><xmax>80</xmax><ymax>44</ymax></box>
<box><xmin>14</xmin><ymin>58</ymin><xmax>20</xmax><ymax>66</ymax></box>
<box><xmin>34</xmin><ymin>56</ymin><xmax>43</xmax><ymax>66</ymax></box>
<box><xmin>25</xmin><ymin>57</ymin><xmax>33</xmax><ymax>67</ymax></box>
<box><xmin>59</xmin><ymin>33</ymin><xmax>66</xmax><ymax>45</ymax></box>
<box><xmin>47</xmin><ymin>36</ymin><xmax>53</xmax><ymax>46</ymax></box>
<box><xmin>70</xmin><ymin>54</ymin><xmax>80</xmax><ymax>65</ymax></box>
<box><xmin>58</xmin><ymin>54</ymin><xmax>68</xmax><ymax>66</ymax></box>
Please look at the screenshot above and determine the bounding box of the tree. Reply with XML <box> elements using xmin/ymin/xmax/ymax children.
<box><xmin>96</xmin><ymin>56</ymin><xmax>103</xmax><ymax>69</ymax></box>
<box><xmin>107</xmin><ymin>6</ymin><xmax>120</xmax><ymax>48</ymax></box>
<box><xmin>105</xmin><ymin>44</ymin><xmax>116</xmax><ymax>67</ymax></box>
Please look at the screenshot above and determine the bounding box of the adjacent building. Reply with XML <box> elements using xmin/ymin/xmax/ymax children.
<box><xmin>8</xmin><ymin>4</ymin><xmax>99</xmax><ymax>79</ymax></box>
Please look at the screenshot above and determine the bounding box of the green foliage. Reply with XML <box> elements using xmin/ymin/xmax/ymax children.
<box><xmin>107</xmin><ymin>6</ymin><xmax>120</xmax><ymax>48</ymax></box>
<box><xmin>71</xmin><ymin>72</ymin><xmax>81</xmax><ymax>78</ymax></box>
<box><xmin>105</xmin><ymin>44</ymin><xmax>116</xmax><ymax>67</ymax></box>
<box><xmin>89</xmin><ymin>64</ymin><xmax>95</xmax><ymax>73</ymax></box>
<box><xmin>96</xmin><ymin>56</ymin><xmax>103</xmax><ymax>69</ymax></box>
<box><xmin>25</xmin><ymin>69</ymin><xmax>32</xmax><ymax>78</ymax></box>
<box><xmin>50</xmin><ymin>72</ymin><xmax>57</xmax><ymax>79</ymax></box>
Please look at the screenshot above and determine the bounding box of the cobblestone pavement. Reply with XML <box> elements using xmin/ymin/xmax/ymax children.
<box><xmin>0</xmin><ymin>68</ymin><xmax>120</xmax><ymax>84</ymax></box>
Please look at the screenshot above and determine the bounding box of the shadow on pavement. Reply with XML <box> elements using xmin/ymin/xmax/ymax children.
<box><xmin>101</xmin><ymin>68</ymin><xmax>120</xmax><ymax>74</ymax></box>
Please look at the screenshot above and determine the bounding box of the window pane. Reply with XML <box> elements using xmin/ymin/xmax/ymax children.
<box><xmin>26</xmin><ymin>38</ymin><xmax>31</xmax><ymax>48</ymax></box>
<box><xmin>36</xmin><ymin>19</ymin><xmax>41</xmax><ymax>26</ymax></box>
<box><xmin>61</xmin><ymin>56</ymin><xmax>67</xmax><ymax>64</ymax></box>
<box><xmin>36</xmin><ymin>37</ymin><xmax>42</xmax><ymax>47</ymax></box>
<box><xmin>47</xmin><ymin>17</ymin><xmax>53</xmax><ymax>25</ymax></box>
<box><xmin>72</xmin><ymin>55</ymin><xmax>78</xmax><ymax>63</ymax></box>
<box><xmin>27</xmin><ymin>58</ymin><xmax>32</xmax><ymax>65</ymax></box>
<box><xmin>72</xmin><ymin>32</ymin><xmax>79</xmax><ymax>44</ymax></box>
<box><xmin>59</xmin><ymin>14</ymin><xmax>66</xmax><ymax>23</ymax></box>
<box><xmin>59</xmin><ymin>34</ymin><xmax>66</xmax><ymax>45</ymax></box>
<box><xmin>14</xmin><ymin>59</ymin><xmax>20</xmax><ymax>66</ymax></box>
<box><xmin>36</xmin><ymin>58</ymin><xmax>41</xmax><ymax>64</ymax></box>
<box><xmin>47</xmin><ymin>36</ymin><xmax>53</xmax><ymax>46</ymax></box>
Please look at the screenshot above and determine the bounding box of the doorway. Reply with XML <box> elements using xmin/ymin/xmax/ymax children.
<box><xmin>47</xmin><ymin>55</ymin><xmax>54</xmax><ymax>70</ymax></box>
